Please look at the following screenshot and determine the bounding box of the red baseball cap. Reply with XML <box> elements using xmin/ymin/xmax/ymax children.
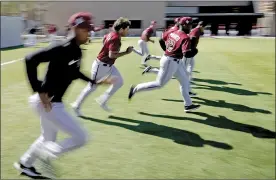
<box><xmin>179</xmin><ymin>17</ymin><xmax>193</xmax><ymax>26</ymax></box>
<box><xmin>68</xmin><ymin>12</ymin><xmax>93</xmax><ymax>31</ymax></box>
<box><xmin>174</xmin><ymin>17</ymin><xmax>180</xmax><ymax>23</ymax></box>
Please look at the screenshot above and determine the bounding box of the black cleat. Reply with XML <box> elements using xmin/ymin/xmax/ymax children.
<box><xmin>14</xmin><ymin>162</ymin><xmax>41</xmax><ymax>177</ymax></box>
<box><xmin>128</xmin><ymin>85</ymin><xmax>136</xmax><ymax>100</ymax></box>
<box><xmin>189</xmin><ymin>92</ymin><xmax>197</xmax><ymax>97</ymax></box>
<box><xmin>142</xmin><ymin>66</ymin><xmax>152</xmax><ymax>75</ymax></box>
<box><xmin>144</xmin><ymin>55</ymin><xmax>151</xmax><ymax>62</ymax></box>
<box><xmin>184</xmin><ymin>104</ymin><xmax>201</xmax><ymax>112</ymax></box>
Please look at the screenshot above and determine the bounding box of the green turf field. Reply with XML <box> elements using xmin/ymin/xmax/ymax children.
<box><xmin>1</xmin><ymin>37</ymin><xmax>275</xmax><ymax>179</ymax></box>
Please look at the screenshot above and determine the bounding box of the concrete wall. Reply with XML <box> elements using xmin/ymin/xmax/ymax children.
<box><xmin>1</xmin><ymin>16</ymin><xmax>24</xmax><ymax>48</ymax></box>
<box><xmin>44</xmin><ymin>1</ymin><xmax>166</xmax><ymax>35</ymax></box>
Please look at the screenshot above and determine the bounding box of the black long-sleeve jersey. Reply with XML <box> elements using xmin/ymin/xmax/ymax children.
<box><xmin>25</xmin><ymin>37</ymin><xmax>92</xmax><ymax>102</ymax></box>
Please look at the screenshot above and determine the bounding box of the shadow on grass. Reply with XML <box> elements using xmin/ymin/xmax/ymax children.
<box><xmin>80</xmin><ymin>116</ymin><xmax>233</xmax><ymax>150</ymax></box>
<box><xmin>193</xmin><ymin>78</ymin><xmax>241</xmax><ymax>86</ymax></box>
<box><xmin>162</xmin><ymin>97</ymin><xmax>272</xmax><ymax>114</ymax></box>
<box><xmin>192</xmin><ymin>82</ymin><xmax>272</xmax><ymax>96</ymax></box>
<box><xmin>20</xmin><ymin>172</ymin><xmax>50</xmax><ymax>179</ymax></box>
<box><xmin>139</xmin><ymin>112</ymin><xmax>276</xmax><ymax>139</ymax></box>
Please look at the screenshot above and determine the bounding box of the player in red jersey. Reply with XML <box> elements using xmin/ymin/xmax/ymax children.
<box><xmin>184</xmin><ymin>21</ymin><xmax>204</xmax><ymax>94</ymax></box>
<box><xmin>132</xmin><ymin>21</ymin><xmax>161</xmax><ymax>66</ymax></box>
<box><xmin>141</xmin><ymin>17</ymin><xmax>181</xmax><ymax>75</ymax></box>
<box><xmin>128</xmin><ymin>17</ymin><xmax>200</xmax><ymax>112</ymax></box>
<box><xmin>72</xmin><ymin>17</ymin><xmax>133</xmax><ymax>115</ymax></box>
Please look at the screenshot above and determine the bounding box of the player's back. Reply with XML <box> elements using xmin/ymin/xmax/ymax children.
<box><xmin>97</xmin><ymin>31</ymin><xmax>121</xmax><ymax>64</ymax></box>
<box><xmin>162</xmin><ymin>26</ymin><xmax>179</xmax><ymax>41</ymax></box>
<box><xmin>164</xmin><ymin>30</ymin><xmax>190</xmax><ymax>59</ymax></box>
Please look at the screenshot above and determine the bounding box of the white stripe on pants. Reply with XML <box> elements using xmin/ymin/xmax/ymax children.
<box><xmin>20</xmin><ymin>94</ymin><xmax>88</xmax><ymax>167</ymax></box>
<box><xmin>134</xmin><ymin>55</ymin><xmax>192</xmax><ymax>106</ymax></box>
<box><xmin>73</xmin><ymin>59</ymin><xmax>124</xmax><ymax>109</ymax></box>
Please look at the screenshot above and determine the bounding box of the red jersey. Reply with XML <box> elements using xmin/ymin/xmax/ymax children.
<box><xmin>189</xmin><ymin>27</ymin><xmax>201</xmax><ymax>48</ymax></box>
<box><xmin>164</xmin><ymin>30</ymin><xmax>191</xmax><ymax>59</ymax></box>
<box><xmin>161</xmin><ymin>26</ymin><xmax>179</xmax><ymax>41</ymax></box>
<box><xmin>141</xmin><ymin>26</ymin><xmax>154</xmax><ymax>41</ymax></box>
<box><xmin>97</xmin><ymin>31</ymin><xmax>121</xmax><ymax>65</ymax></box>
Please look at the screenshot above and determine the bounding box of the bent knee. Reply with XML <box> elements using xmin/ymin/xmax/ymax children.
<box><xmin>73</xmin><ymin>130</ymin><xmax>89</xmax><ymax>146</ymax></box>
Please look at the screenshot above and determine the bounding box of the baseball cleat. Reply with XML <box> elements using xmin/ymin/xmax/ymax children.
<box><xmin>142</xmin><ymin>66</ymin><xmax>152</xmax><ymax>75</ymax></box>
<box><xmin>95</xmin><ymin>98</ymin><xmax>112</xmax><ymax>112</ymax></box>
<box><xmin>128</xmin><ymin>85</ymin><xmax>136</xmax><ymax>100</ymax></box>
<box><xmin>14</xmin><ymin>162</ymin><xmax>42</xmax><ymax>177</ymax></box>
<box><xmin>184</xmin><ymin>104</ymin><xmax>201</xmax><ymax>112</ymax></box>
<box><xmin>144</xmin><ymin>55</ymin><xmax>151</xmax><ymax>62</ymax></box>
<box><xmin>71</xmin><ymin>103</ymin><xmax>83</xmax><ymax>117</ymax></box>
<box><xmin>189</xmin><ymin>92</ymin><xmax>197</xmax><ymax>97</ymax></box>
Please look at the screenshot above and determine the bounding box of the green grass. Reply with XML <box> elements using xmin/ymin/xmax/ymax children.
<box><xmin>1</xmin><ymin>37</ymin><xmax>275</xmax><ymax>179</ymax></box>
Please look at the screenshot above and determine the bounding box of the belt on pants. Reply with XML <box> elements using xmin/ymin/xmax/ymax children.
<box><xmin>173</xmin><ymin>59</ymin><xmax>180</xmax><ymax>64</ymax></box>
<box><xmin>102</xmin><ymin>63</ymin><xmax>112</xmax><ymax>67</ymax></box>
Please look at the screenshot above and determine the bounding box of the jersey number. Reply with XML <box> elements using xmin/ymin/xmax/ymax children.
<box><xmin>166</xmin><ymin>39</ymin><xmax>175</xmax><ymax>52</ymax></box>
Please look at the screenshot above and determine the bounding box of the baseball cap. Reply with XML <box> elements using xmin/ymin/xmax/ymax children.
<box><xmin>174</xmin><ymin>17</ymin><xmax>180</xmax><ymax>23</ymax></box>
<box><xmin>68</xmin><ymin>12</ymin><xmax>93</xmax><ymax>31</ymax></box>
<box><xmin>179</xmin><ymin>17</ymin><xmax>193</xmax><ymax>26</ymax></box>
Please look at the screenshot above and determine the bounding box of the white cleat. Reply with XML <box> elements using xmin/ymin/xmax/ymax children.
<box><xmin>95</xmin><ymin>98</ymin><xmax>112</xmax><ymax>112</ymax></box>
<box><xmin>71</xmin><ymin>103</ymin><xmax>83</xmax><ymax>117</ymax></box>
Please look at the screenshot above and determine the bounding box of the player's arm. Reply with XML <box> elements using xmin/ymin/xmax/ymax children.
<box><xmin>182</xmin><ymin>38</ymin><xmax>198</xmax><ymax>58</ymax></box>
<box><xmin>190</xmin><ymin>36</ymin><xmax>198</xmax><ymax>49</ymax></box>
<box><xmin>159</xmin><ymin>39</ymin><xmax>166</xmax><ymax>51</ymax></box>
<box><xmin>94</xmin><ymin>25</ymin><xmax>104</xmax><ymax>32</ymax></box>
<box><xmin>147</xmin><ymin>30</ymin><xmax>154</xmax><ymax>43</ymax></box>
<box><xmin>159</xmin><ymin>31</ymin><xmax>167</xmax><ymax>51</ymax></box>
<box><xmin>108</xmin><ymin>40</ymin><xmax>132</xmax><ymax>59</ymax></box>
<box><xmin>25</xmin><ymin>45</ymin><xmax>59</xmax><ymax>93</ymax></box>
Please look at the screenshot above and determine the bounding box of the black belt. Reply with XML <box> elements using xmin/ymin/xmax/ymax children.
<box><xmin>102</xmin><ymin>63</ymin><xmax>112</xmax><ymax>67</ymax></box>
<box><xmin>173</xmin><ymin>59</ymin><xmax>180</xmax><ymax>64</ymax></box>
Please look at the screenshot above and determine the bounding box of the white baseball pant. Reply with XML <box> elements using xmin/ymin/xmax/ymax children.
<box><xmin>183</xmin><ymin>57</ymin><xmax>195</xmax><ymax>80</ymax></box>
<box><xmin>20</xmin><ymin>94</ymin><xmax>89</xmax><ymax>167</ymax></box>
<box><xmin>132</xmin><ymin>39</ymin><xmax>161</xmax><ymax>64</ymax></box>
<box><xmin>24</xmin><ymin>34</ymin><xmax>37</xmax><ymax>47</ymax></box>
<box><xmin>134</xmin><ymin>55</ymin><xmax>192</xmax><ymax>106</ymax></box>
<box><xmin>183</xmin><ymin>57</ymin><xmax>195</xmax><ymax>92</ymax></box>
<box><xmin>73</xmin><ymin>59</ymin><xmax>123</xmax><ymax>109</ymax></box>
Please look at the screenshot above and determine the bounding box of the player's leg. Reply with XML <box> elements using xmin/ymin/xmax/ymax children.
<box><xmin>44</xmin><ymin>103</ymin><xmax>89</xmax><ymax>156</ymax></box>
<box><xmin>72</xmin><ymin>60</ymin><xmax>112</xmax><ymax>115</ymax></box>
<box><xmin>15</xmin><ymin>94</ymin><xmax>58</xmax><ymax>176</ymax></box>
<box><xmin>96</xmin><ymin>66</ymin><xmax>124</xmax><ymax>112</ymax></box>
<box><xmin>144</xmin><ymin>43</ymin><xmax>162</xmax><ymax>61</ymax></box>
<box><xmin>174</xmin><ymin>65</ymin><xmax>200</xmax><ymax>112</ymax></box>
<box><xmin>129</xmin><ymin>56</ymin><xmax>178</xmax><ymax>99</ymax></box>
<box><xmin>132</xmin><ymin>40</ymin><xmax>144</xmax><ymax>56</ymax></box>
<box><xmin>142</xmin><ymin>66</ymin><xmax>159</xmax><ymax>75</ymax></box>
<box><xmin>71</xmin><ymin>60</ymin><xmax>100</xmax><ymax>115</ymax></box>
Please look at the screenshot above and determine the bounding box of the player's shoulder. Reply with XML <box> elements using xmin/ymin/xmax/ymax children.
<box><xmin>110</xmin><ymin>32</ymin><xmax>121</xmax><ymax>41</ymax></box>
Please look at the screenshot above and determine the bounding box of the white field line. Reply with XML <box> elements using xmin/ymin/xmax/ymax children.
<box><xmin>1</xmin><ymin>58</ymin><xmax>23</xmax><ymax>66</ymax></box>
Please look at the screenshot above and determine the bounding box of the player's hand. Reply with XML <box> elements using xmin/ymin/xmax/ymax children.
<box><xmin>39</xmin><ymin>93</ymin><xmax>52</xmax><ymax>112</ymax></box>
<box><xmin>126</xmin><ymin>46</ymin><xmax>133</xmax><ymax>54</ymax></box>
<box><xmin>150</xmin><ymin>39</ymin><xmax>155</xmax><ymax>43</ymax></box>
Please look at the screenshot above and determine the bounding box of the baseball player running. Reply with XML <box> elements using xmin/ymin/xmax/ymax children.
<box><xmin>14</xmin><ymin>12</ymin><xmax>104</xmax><ymax>178</ymax></box>
<box><xmin>132</xmin><ymin>21</ymin><xmax>161</xmax><ymax>66</ymax></box>
<box><xmin>184</xmin><ymin>21</ymin><xmax>204</xmax><ymax>93</ymax></box>
<box><xmin>142</xmin><ymin>17</ymin><xmax>181</xmax><ymax>75</ymax></box>
<box><xmin>71</xmin><ymin>17</ymin><xmax>133</xmax><ymax>116</ymax></box>
<box><xmin>128</xmin><ymin>17</ymin><xmax>200</xmax><ymax>112</ymax></box>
